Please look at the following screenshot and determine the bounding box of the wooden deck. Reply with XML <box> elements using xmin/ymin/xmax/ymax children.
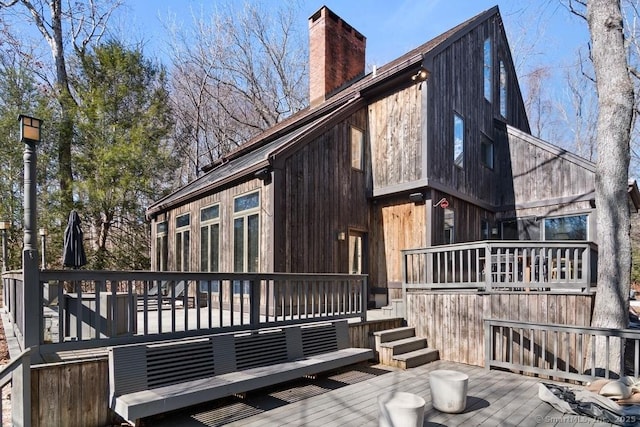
<box><xmin>144</xmin><ymin>360</ymin><xmax>620</xmax><ymax>426</ymax></box>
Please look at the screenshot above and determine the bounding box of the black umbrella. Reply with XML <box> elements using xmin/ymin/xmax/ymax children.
<box><xmin>62</xmin><ymin>210</ymin><xmax>87</xmax><ymax>269</ymax></box>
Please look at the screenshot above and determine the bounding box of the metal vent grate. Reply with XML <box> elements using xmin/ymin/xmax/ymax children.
<box><xmin>235</xmin><ymin>331</ymin><xmax>288</xmax><ymax>370</ymax></box>
<box><xmin>301</xmin><ymin>324</ymin><xmax>338</xmax><ymax>356</ymax></box>
<box><xmin>146</xmin><ymin>338</ymin><xmax>215</xmax><ymax>388</ymax></box>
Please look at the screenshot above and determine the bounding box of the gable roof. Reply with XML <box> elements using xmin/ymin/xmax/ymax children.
<box><xmin>146</xmin><ymin>6</ymin><xmax>501</xmax><ymax>218</ymax></box>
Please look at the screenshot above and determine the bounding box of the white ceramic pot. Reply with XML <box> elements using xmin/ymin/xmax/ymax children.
<box><xmin>429</xmin><ymin>369</ymin><xmax>469</xmax><ymax>413</ymax></box>
<box><xmin>378</xmin><ymin>391</ymin><xmax>426</xmax><ymax>427</ymax></box>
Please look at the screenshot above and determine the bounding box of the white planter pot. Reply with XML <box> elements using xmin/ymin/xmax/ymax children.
<box><xmin>429</xmin><ymin>369</ymin><xmax>469</xmax><ymax>413</ymax></box>
<box><xmin>378</xmin><ymin>391</ymin><xmax>426</xmax><ymax>427</ymax></box>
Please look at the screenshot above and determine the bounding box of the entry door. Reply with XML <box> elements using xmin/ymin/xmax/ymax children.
<box><xmin>349</xmin><ymin>231</ymin><xmax>366</xmax><ymax>275</ymax></box>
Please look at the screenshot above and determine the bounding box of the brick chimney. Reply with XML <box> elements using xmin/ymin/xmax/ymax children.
<box><xmin>308</xmin><ymin>6</ymin><xmax>366</xmax><ymax>107</ymax></box>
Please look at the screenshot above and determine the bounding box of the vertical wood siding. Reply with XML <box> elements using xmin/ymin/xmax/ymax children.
<box><xmin>369</xmin><ymin>196</ymin><xmax>427</xmax><ymax>287</ymax></box>
<box><xmin>279</xmin><ymin>109</ymin><xmax>369</xmax><ymax>274</ymax></box>
<box><xmin>407</xmin><ymin>292</ymin><xmax>594</xmax><ymax>367</ymax></box>
<box><xmin>369</xmin><ymin>84</ymin><xmax>422</xmax><ymax>188</ymax></box>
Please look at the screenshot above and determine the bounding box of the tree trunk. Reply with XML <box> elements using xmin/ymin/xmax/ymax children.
<box><xmin>587</xmin><ymin>0</ymin><xmax>634</xmax><ymax>375</ymax></box>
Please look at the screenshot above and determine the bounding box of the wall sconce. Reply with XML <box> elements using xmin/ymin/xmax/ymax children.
<box><xmin>491</xmin><ymin>227</ymin><xmax>499</xmax><ymax>236</ymax></box>
<box><xmin>411</xmin><ymin>66</ymin><xmax>429</xmax><ymax>82</ymax></box>
<box><xmin>337</xmin><ymin>231</ymin><xmax>346</xmax><ymax>241</ymax></box>
<box><xmin>409</xmin><ymin>192</ymin><xmax>424</xmax><ymax>204</ymax></box>
<box><xmin>254</xmin><ymin>167</ymin><xmax>272</xmax><ymax>185</ymax></box>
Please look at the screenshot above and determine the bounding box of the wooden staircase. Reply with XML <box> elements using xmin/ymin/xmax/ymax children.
<box><xmin>373</xmin><ymin>326</ymin><xmax>439</xmax><ymax>369</ymax></box>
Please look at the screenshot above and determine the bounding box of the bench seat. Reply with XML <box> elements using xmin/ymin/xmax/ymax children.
<box><xmin>109</xmin><ymin>321</ymin><xmax>373</xmax><ymax>425</ymax></box>
<box><xmin>114</xmin><ymin>347</ymin><xmax>372</xmax><ymax>422</ymax></box>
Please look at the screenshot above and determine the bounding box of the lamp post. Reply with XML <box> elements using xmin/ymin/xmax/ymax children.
<box><xmin>0</xmin><ymin>220</ymin><xmax>9</xmax><ymax>272</ymax></box>
<box><xmin>39</xmin><ymin>228</ymin><xmax>47</xmax><ymax>269</ymax></box>
<box><xmin>19</xmin><ymin>114</ymin><xmax>42</xmax><ymax>351</ymax></box>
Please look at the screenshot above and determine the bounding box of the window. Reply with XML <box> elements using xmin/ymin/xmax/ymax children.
<box><xmin>484</xmin><ymin>37</ymin><xmax>492</xmax><ymax>101</ymax></box>
<box><xmin>155</xmin><ymin>221</ymin><xmax>168</xmax><ymax>271</ymax></box>
<box><xmin>233</xmin><ymin>192</ymin><xmax>260</xmax><ymax>272</ymax></box>
<box><xmin>499</xmin><ymin>60</ymin><xmax>507</xmax><ymax>117</ymax></box>
<box><xmin>351</xmin><ymin>126</ymin><xmax>364</xmax><ymax>170</ymax></box>
<box><xmin>481</xmin><ymin>219</ymin><xmax>490</xmax><ymax>240</ymax></box>
<box><xmin>444</xmin><ymin>208</ymin><xmax>455</xmax><ymax>244</ymax></box>
<box><xmin>481</xmin><ymin>136</ymin><xmax>494</xmax><ymax>169</ymax></box>
<box><xmin>544</xmin><ymin>215</ymin><xmax>588</xmax><ymax>240</ymax></box>
<box><xmin>453</xmin><ymin>113</ymin><xmax>464</xmax><ymax>168</ymax></box>
<box><xmin>501</xmin><ymin>218</ymin><xmax>540</xmax><ymax>240</ymax></box>
<box><xmin>200</xmin><ymin>205</ymin><xmax>220</xmax><ymax>273</ymax></box>
<box><xmin>175</xmin><ymin>214</ymin><xmax>190</xmax><ymax>271</ymax></box>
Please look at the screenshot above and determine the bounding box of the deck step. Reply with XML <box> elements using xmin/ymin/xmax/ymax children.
<box><xmin>379</xmin><ymin>336</ymin><xmax>427</xmax><ymax>355</ymax></box>
<box><xmin>373</xmin><ymin>326</ymin><xmax>415</xmax><ymax>343</ymax></box>
<box><xmin>393</xmin><ymin>348</ymin><xmax>439</xmax><ymax>369</ymax></box>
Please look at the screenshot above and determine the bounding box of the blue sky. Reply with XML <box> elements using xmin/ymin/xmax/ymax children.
<box><xmin>120</xmin><ymin>0</ymin><xmax>589</xmax><ymax>80</ymax></box>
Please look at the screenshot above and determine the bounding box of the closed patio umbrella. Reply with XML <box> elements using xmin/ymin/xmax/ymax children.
<box><xmin>62</xmin><ymin>210</ymin><xmax>87</xmax><ymax>269</ymax></box>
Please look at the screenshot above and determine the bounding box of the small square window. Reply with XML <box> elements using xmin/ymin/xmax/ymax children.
<box><xmin>481</xmin><ymin>137</ymin><xmax>494</xmax><ymax>169</ymax></box>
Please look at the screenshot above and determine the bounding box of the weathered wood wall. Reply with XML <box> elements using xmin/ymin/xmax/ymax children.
<box><xmin>278</xmin><ymin>109</ymin><xmax>369</xmax><ymax>274</ymax></box>
<box><xmin>406</xmin><ymin>291</ymin><xmax>594</xmax><ymax>367</ymax></box>
<box><xmin>369</xmin><ymin>196</ymin><xmax>427</xmax><ymax>289</ymax></box>
<box><xmin>368</xmin><ymin>84</ymin><xmax>422</xmax><ymax>189</ymax></box>
<box><xmin>31</xmin><ymin>359</ymin><xmax>111</xmax><ymax>427</ymax></box>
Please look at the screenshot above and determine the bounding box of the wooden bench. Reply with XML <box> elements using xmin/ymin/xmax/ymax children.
<box><xmin>108</xmin><ymin>321</ymin><xmax>372</xmax><ymax>425</ymax></box>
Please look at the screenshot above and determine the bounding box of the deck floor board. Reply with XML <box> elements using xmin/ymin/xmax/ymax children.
<box><xmin>146</xmin><ymin>360</ymin><xmax>619</xmax><ymax>426</ymax></box>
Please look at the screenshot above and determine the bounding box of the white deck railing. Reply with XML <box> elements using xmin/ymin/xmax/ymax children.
<box><xmin>403</xmin><ymin>241</ymin><xmax>597</xmax><ymax>293</ymax></box>
<box><xmin>2</xmin><ymin>270</ymin><xmax>367</xmax><ymax>358</ymax></box>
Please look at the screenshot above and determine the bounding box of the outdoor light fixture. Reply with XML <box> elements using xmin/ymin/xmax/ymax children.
<box><xmin>0</xmin><ymin>220</ymin><xmax>8</xmax><ymax>272</ymax></box>
<box><xmin>19</xmin><ymin>114</ymin><xmax>42</xmax><ymax>143</ymax></box>
<box><xmin>337</xmin><ymin>231</ymin><xmax>346</xmax><ymax>241</ymax></box>
<box><xmin>409</xmin><ymin>192</ymin><xmax>425</xmax><ymax>203</ymax></box>
<box><xmin>411</xmin><ymin>66</ymin><xmax>429</xmax><ymax>82</ymax></box>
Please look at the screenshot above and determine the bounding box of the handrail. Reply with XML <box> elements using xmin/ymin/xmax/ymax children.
<box><xmin>2</xmin><ymin>270</ymin><xmax>367</xmax><ymax>358</ymax></box>
<box><xmin>402</xmin><ymin>240</ymin><xmax>597</xmax><ymax>292</ymax></box>
<box><xmin>484</xmin><ymin>319</ymin><xmax>640</xmax><ymax>383</ymax></box>
<box><xmin>0</xmin><ymin>348</ymin><xmax>31</xmax><ymax>427</ymax></box>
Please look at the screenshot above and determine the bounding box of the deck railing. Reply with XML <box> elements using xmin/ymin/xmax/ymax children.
<box><xmin>403</xmin><ymin>240</ymin><xmax>597</xmax><ymax>293</ymax></box>
<box><xmin>484</xmin><ymin>319</ymin><xmax>640</xmax><ymax>383</ymax></box>
<box><xmin>0</xmin><ymin>347</ymin><xmax>30</xmax><ymax>427</ymax></box>
<box><xmin>1</xmin><ymin>270</ymin><xmax>367</xmax><ymax>359</ymax></box>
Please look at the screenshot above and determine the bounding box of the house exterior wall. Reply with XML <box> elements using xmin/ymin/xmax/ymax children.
<box><xmin>149</xmin><ymin>178</ymin><xmax>274</xmax><ymax>273</ymax></box>
<box><xmin>368</xmin><ymin>83</ymin><xmax>423</xmax><ymax>190</ymax></box>
<box><xmin>274</xmin><ymin>108</ymin><xmax>370</xmax><ymax>274</ymax></box>
<box><xmin>426</xmin><ymin>16</ymin><xmax>529</xmax><ymax>207</ymax></box>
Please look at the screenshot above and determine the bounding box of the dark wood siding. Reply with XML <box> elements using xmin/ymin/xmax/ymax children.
<box><xmin>276</xmin><ymin>109</ymin><xmax>370</xmax><ymax>273</ymax></box>
<box><xmin>426</xmin><ymin>16</ymin><xmax>530</xmax><ymax>208</ymax></box>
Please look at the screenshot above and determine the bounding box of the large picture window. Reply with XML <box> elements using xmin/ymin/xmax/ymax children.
<box><xmin>544</xmin><ymin>215</ymin><xmax>588</xmax><ymax>240</ymax></box>
<box><xmin>175</xmin><ymin>213</ymin><xmax>190</xmax><ymax>271</ymax></box>
<box><xmin>453</xmin><ymin>113</ymin><xmax>464</xmax><ymax>168</ymax></box>
<box><xmin>233</xmin><ymin>192</ymin><xmax>260</xmax><ymax>273</ymax></box>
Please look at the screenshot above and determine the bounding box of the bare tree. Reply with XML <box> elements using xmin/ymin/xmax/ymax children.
<box><xmin>0</xmin><ymin>0</ymin><xmax>122</xmax><ymax>213</ymax></box>
<box><xmin>166</xmin><ymin>0</ymin><xmax>308</xmax><ymax>181</ymax></box>
<box><xmin>565</xmin><ymin>0</ymin><xmax>636</xmax><ymax>372</ymax></box>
